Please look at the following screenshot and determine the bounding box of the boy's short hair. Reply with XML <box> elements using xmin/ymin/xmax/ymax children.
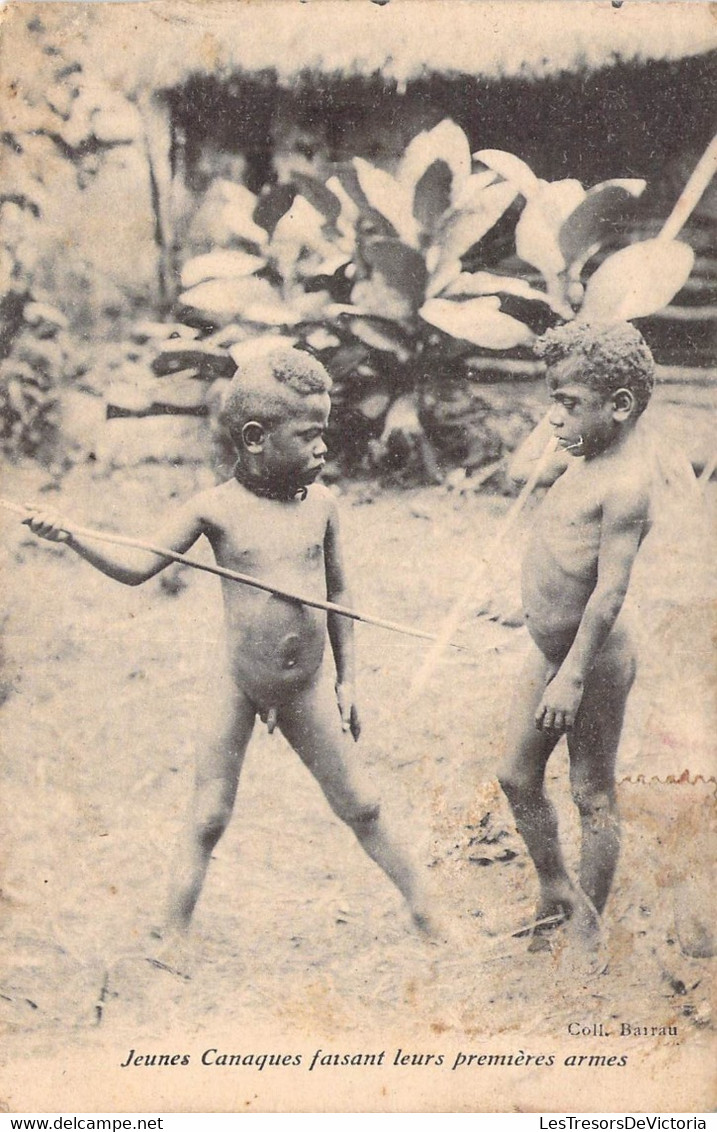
<box><xmin>534</xmin><ymin>321</ymin><xmax>655</xmax><ymax>415</ymax></box>
<box><xmin>222</xmin><ymin>342</ymin><xmax>332</xmax><ymax>446</ymax></box>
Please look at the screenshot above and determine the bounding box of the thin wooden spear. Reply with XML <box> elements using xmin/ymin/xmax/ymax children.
<box><xmin>658</xmin><ymin>133</ymin><xmax>717</xmax><ymax>244</ymax></box>
<box><xmin>405</xmin><ymin>435</ymin><xmax>558</xmax><ymax>706</ymax></box>
<box><xmin>0</xmin><ymin>496</ymin><xmax>461</xmax><ymax>648</ymax></box>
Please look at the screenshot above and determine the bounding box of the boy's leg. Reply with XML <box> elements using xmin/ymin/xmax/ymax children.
<box><xmin>278</xmin><ymin>676</ymin><xmax>435</xmax><ymax>932</ymax></box>
<box><xmin>567</xmin><ymin>628</ymin><xmax>635</xmax><ymax>916</ymax></box>
<box><xmin>165</xmin><ymin>685</ymin><xmax>256</xmax><ymax>934</ymax></box>
<box><xmin>497</xmin><ymin>643</ymin><xmax>576</xmax><ymax>929</ymax></box>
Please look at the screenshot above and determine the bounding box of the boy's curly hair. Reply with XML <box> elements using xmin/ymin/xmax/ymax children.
<box><xmin>222</xmin><ymin>342</ymin><xmax>332</xmax><ymax>447</ymax></box>
<box><xmin>534</xmin><ymin>321</ymin><xmax>655</xmax><ymax>415</ymax></box>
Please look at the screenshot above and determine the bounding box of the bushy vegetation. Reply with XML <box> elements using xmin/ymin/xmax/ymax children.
<box><xmin>153</xmin><ymin>120</ymin><xmax>693</xmax><ymax>478</ymax></box>
<box><xmin>0</xmin><ymin>13</ymin><xmax>136</xmax><ymax>462</ymax></box>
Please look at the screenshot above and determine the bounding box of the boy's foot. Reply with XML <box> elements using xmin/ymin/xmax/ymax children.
<box><xmin>523</xmin><ymin>888</ymin><xmax>604</xmax><ymax>962</ymax></box>
<box><xmin>565</xmin><ymin>892</ymin><xmax>603</xmax><ymax>949</ymax></box>
<box><xmin>412</xmin><ymin>908</ymin><xmax>458</xmax><ymax>947</ymax></box>
<box><xmin>525</xmin><ymin>895</ymin><xmax>574</xmax><ymax>952</ymax></box>
<box><xmin>557</xmin><ymin>893</ymin><xmax>607</xmax><ymax>976</ymax></box>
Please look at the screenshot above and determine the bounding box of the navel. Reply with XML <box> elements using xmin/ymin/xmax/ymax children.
<box><xmin>280</xmin><ymin>632</ymin><xmax>302</xmax><ymax>670</ymax></box>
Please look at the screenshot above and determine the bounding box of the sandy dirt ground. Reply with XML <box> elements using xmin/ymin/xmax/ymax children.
<box><xmin>0</xmin><ymin>457</ymin><xmax>714</xmax><ymax>1111</ymax></box>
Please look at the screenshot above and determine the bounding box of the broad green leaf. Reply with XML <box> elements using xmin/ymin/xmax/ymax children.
<box><xmin>590</xmin><ymin>179</ymin><xmax>647</xmax><ymax>198</ymax></box>
<box><xmin>332</xmin><ymin>165</ymin><xmax>397</xmax><ymax>240</ymax></box>
<box><xmin>233</xmin><ymin>301</ymin><xmax>304</xmax><ymax>326</ymax></box>
<box><xmin>152</xmin><ymin>339</ymin><xmax>235</xmax><ymax>378</ymax></box>
<box><xmin>348</xmin><ymin>317</ymin><xmax>413</xmax><ymax>363</ymax></box>
<box><xmin>203</xmin><ymin>324</ymin><xmax>250</xmax><ymax>349</ymax></box>
<box><xmin>253</xmin><ymin>183</ymin><xmax>297</xmax><ymax>237</ymax></box>
<box><xmin>179</xmin><ymin>277</ymin><xmax>300</xmax><ymax>325</ymax></box>
<box><xmin>269</xmin><ymin>196</ymin><xmax>341</xmax><ymax>285</ymax></box>
<box><xmin>196</xmin><ymin>180</ymin><xmax>267</xmax><ymax>247</ymax></box>
<box><xmin>426</xmin><ymin>181</ymin><xmax>518</xmax><ymax>297</ymax></box>
<box><xmin>579</xmin><ymin>238</ymin><xmax>695</xmax><ymax>322</ymax></box>
<box><xmin>229</xmin><ymin>335</ymin><xmax>298</xmax><ymax>366</ymax></box>
<box><xmin>291</xmin><ymin>289</ymin><xmax>333</xmax><ymax>322</ymax></box>
<box><xmin>298</xmin><ymin>251</ymin><xmax>352</xmax><ymax>279</ymax></box>
<box><xmin>325</xmin><ymin>174</ymin><xmax>360</xmax><ymax>241</ymax></box>
<box><xmin>472</xmin><ymin>150</ymin><xmax>540</xmax><ymax>200</ymax></box>
<box><xmin>443</xmin><ymin>271</ymin><xmax>555</xmax><ymax>306</ymax></box>
<box><xmin>515</xmin><ymin>180</ymin><xmax>586</xmax><ymax>278</ymax></box>
<box><xmin>332</xmin><ymin>164</ymin><xmax>372</xmax><ymax>212</ymax></box>
<box><xmin>180</xmin><ymin>250</ymin><xmax>265</xmax><ymax>289</ymax></box>
<box><xmin>362</xmin><ymin>239</ymin><xmax>428</xmax><ymax>311</ymax></box>
<box><xmin>452</xmin><ymin>170</ymin><xmax>500</xmax><ymax>211</ymax></box>
<box><xmin>271</xmin><ymin>195</ymin><xmax>328</xmax><ymax>250</ymax></box>
<box><xmin>325</xmin><ymin>342</ymin><xmax>370</xmax><ymax>380</ymax></box>
<box><xmin>292</xmin><ymin>173</ymin><xmax>342</xmax><ymax>227</ymax></box>
<box><xmin>305</xmin><ymin>328</ymin><xmax>341</xmax><ymax>351</ymax></box>
<box><xmin>353</xmin><ymin>158</ymin><xmax>419</xmax><ymax>247</ymax></box>
<box><xmin>558</xmin><ymin>180</ymin><xmax>646</xmax><ymax>271</ymax></box>
<box><xmin>350</xmin><ymin>278</ymin><xmax>413</xmax><ymax>322</ymax></box>
<box><xmin>413</xmin><ymin>160</ymin><xmax>454</xmax><ymax>235</ymax></box>
<box><xmin>420</xmin><ymin>296</ymin><xmax>535</xmax><ymax>348</ymax></box>
<box><xmin>399</xmin><ymin>119</ymin><xmax>472</xmax><ymax>199</ymax></box>
<box><xmin>379</xmin><ymin>392</ymin><xmax>422</xmax><ymax>443</ymax></box>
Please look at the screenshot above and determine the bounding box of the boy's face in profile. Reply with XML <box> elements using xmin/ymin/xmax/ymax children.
<box><xmin>260</xmin><ymin>391</ymin><xmax>331</xmax><ymax>484</ymax></box>
<box><xmin>547</xmin><ymin>370</ymin><xmax>620</xmax><ymax>459</ymax></box>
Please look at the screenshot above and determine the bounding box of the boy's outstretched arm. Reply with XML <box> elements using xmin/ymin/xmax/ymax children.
<box><xmin>535</xmin><ymin>480</ymin><xmax>649</xmax><ymax>734</ymax></box>
<box><xmin>22</xmin><ymin>499</ymin><xmax>206</xmax><ymax>586</ymax></box>
<box><xmin>324</xmin><ymin>498</ymin><xmax>361</xmax><ymax>741</ymax></box>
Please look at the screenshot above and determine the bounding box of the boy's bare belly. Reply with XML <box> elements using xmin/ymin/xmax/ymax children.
<box><xmin>521</xmin><ymin>467</ymin><xmax>602</xmax><ymax>663</ymax></box>
<box><xmin>204</xmin><ymin>483</ymin><xmax>334</xmax><ymax>710</ymax></box>
<box><xmin>522</xmin><ymin>529</ymin><xmax>636</xmax><ymax>673</ymax></box>
<box><xmin>522</xmin><ymin>533</ymin><xmax>595</xmax><ymax>663</ymax></box>
<box><xmin>224</xmin><ymin>587</ymin><xmax>327</xmax><ymax>707</ymax></box>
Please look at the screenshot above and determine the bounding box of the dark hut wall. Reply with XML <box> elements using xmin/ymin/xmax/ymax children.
<box><xmin>168</xmin><ymin>52</ymin><xmax>716</xmax><ymax>215</ymax></box>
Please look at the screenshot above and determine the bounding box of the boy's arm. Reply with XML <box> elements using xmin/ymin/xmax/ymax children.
<box><xmin>535</xmin><ymin>480</ymin><xmax>648</xmax><ymax>733</ymax></box>
<box><xmin>324</xmin><ymin>498</ymin><xmax>360</xmax><ymax>741</ymax></box>
<box><xmin>23</xmin><ymin>499</ymin><xmax>206</xmax><ymax>586</ymax></box>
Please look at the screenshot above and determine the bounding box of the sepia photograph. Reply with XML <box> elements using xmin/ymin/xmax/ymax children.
<box><xmin>0</xmin><ymin>0</ymin><xmax>715</xmax><ymax>1113</ymax></box>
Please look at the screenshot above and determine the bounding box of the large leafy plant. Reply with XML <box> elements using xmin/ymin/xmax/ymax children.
<box><xmin>155</xmin><ymin>121</ymin><xmax>697</xmax><ymax>478</ymax></box>
<box><xmin>168</xmin><ymin>121</ymin><xmax>548</xmax><ymax>474</ymax></box>
<box><xmin>319</xmin><ymin>120</ymin><xmax>551</xmax><ymax>474</ymax></box>
<box><xmin>476</xmin><ymin>149</ymin><xmax>695</xmax><ymax>323</ymax></box>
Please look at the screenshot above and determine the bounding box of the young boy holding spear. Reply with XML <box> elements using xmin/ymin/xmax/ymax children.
<box><xmin>497</xmin><ymin>321</ymin><xmax>658</xmax><ymax>954</ymax></box>
<box><xmin>20</xmin><ymin>344</ymin><xmax>438</xmax><ymax>946</ymax></box>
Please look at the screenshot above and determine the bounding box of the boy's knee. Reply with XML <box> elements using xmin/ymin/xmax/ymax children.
<box><xmin>498</xmin><ymin>765</ymin><xmax>536</xmax><ymax>805</ymax></box>
<box><xmin>572</xmin><ymin>785</ymin><xmax>616</xmax><ymax>822</ymax></box>
<box><xmin>193</xmin><ymin>798</ymin><xmax>232</xmax><ymax>848</ymax></box>
<box><xmin>340</xmin><ymin>798</ymin><xmax>381</xmax><ymax>831</ymax></box>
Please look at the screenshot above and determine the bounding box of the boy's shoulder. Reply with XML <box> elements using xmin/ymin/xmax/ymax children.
<box><xmin>176</xmin><ymin>479</ymin><xmax>241</xmax><ymax>525</ymax></box>
<box><xmin>598</xmin><ymin>443</ymin><xmax>653</xmax><ymax>518</ymax></box>
<box><xmin>306</xmin><ymin>481</ymin><xmax>339</xmax><ymax>515</ymax></box>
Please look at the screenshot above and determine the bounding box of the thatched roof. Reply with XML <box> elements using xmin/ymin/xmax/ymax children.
<box><xmin>15</xmin><ymin>0</ymin><xmax>717</xmax><ymax>91</ymax></box>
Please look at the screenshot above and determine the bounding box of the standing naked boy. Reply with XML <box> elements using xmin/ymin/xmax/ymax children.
<box><xmin>23</xmin><ymin>344</ymin><xmax>436</xmax><ymax>946</ymax></box>
<box><xmin>498</xmin><ymin>321</ymin><xmax>657</xmax><ymax>954</ymax></box>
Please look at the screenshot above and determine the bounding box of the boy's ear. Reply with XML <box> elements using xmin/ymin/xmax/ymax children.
<box><xmin>612</xmin><ymin>388</ymin><xmax>636</xmax><ymax>421</ymax></box>
<box><xmin>241</xmin><ymin>421</ymin><xmax>265</xmax><ymax>452</ymax></box>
